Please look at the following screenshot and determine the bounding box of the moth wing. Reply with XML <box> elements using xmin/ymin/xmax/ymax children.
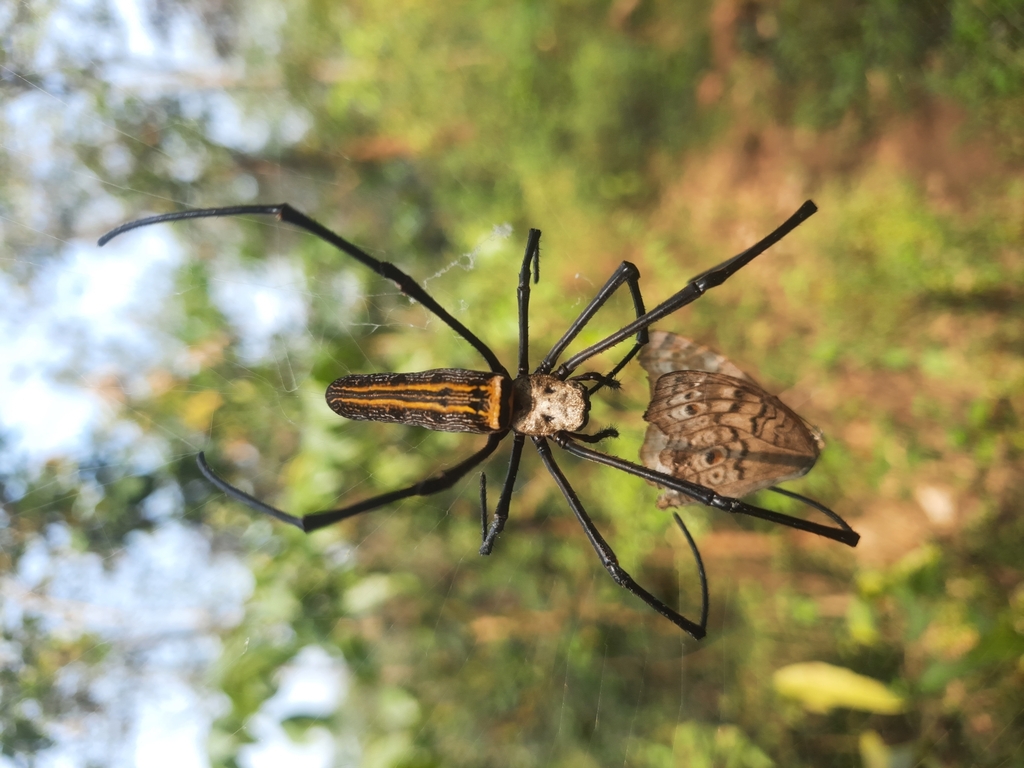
<box><xmin>639</xmin><ymin>330</ymin><xmax>755</xmax><ymax>397</ymax></box>
<box><xmin>640</xmin><ymin>371</ymin><xmax>821</xmax><ymax>508</ymax></box>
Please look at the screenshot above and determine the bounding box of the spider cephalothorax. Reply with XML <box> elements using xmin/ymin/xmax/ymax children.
<box><xmin>510</xmin><ymin>375</ymin><xmax>589</xmax><ymax>435</ymax></box>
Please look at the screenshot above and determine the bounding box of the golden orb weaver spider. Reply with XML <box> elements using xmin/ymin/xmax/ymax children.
<box><xmin>99</xmin><ymin>200</ymin><xmax>859</xmax><ymax>639</ymax></box>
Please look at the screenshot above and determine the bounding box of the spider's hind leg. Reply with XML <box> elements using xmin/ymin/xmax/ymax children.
<box><xmin>197</xmin><ymin>432</ymin><xmax>504</xmax><ymax>534</ymax></box>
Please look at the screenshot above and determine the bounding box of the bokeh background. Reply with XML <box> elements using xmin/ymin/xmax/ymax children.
<box><xmin>2</xmin><ymin>1</ymin><xmax>1023</xmax><ymax>766</ymax></box>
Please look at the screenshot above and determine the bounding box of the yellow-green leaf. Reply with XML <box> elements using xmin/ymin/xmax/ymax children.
<box><xmin>773</xmin><ymin>662</ymin><xmax>906</xmax><ymax>714</ymax></box>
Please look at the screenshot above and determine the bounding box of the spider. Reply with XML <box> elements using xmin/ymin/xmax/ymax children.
<box><xmin>99</xmin><ymin>200</ymin><xmax>859</xmax><ymax>639</ymax></box>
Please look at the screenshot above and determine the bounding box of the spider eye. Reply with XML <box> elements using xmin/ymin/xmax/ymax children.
<box><xmin>542</xmin><ymin>414</ymin><xmax>554</xmax><ymax>423</ymax></box>
<box><xmin>544</xmin><ymin>385</ymin><xmax>555</xmax><ymax>394</ymax></box>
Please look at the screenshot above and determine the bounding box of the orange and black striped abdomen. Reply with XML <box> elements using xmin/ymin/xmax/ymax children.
<box><xmin>326</xmin><ymin>369</ymin><xmax>513</xmax><ymax>434</ymax></box>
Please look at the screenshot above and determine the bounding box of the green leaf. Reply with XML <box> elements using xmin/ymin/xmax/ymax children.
<box><xmin>773</xmin><ymin>662</ymin><xmax>907</xmax><ymax>714</ymax></box>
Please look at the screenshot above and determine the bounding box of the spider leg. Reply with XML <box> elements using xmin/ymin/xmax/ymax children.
<box><xmin>672</xmin><ymin>513</ymin><xmax>709</xmax><ymax>633</ymax></box>
<box><xmin>99</xmin><ymin>204</ymin><xmax>509</xmax><ymax>376</ymax></box>
<box><xmin>471</xmin><ymin>228</ymin><xmax>545</xmax><ymax>555</ymax></box>
<box><xmin>479</xmin><ymin>473</ymin><xmax>488</xmax><ymax>542</ymax></box>
<box><xmin>552</xmin><ymin>434</ymin><xmax>860</xmax><ymax>547</ymax></box>
<box><xmin>552</xmin><ymin>201</ymin><xmax>818</xmax><ymax>378</ymax></box>
<box><xmin>536</xmin><ymin>262</ymin><xmax>648</xmax><ymax>381</ymax></box>
<box><xmin>583</xmin><ymin>275</ymin><xmax>649</xmax><ymax>394</ymax></box>
<box><xmin>570</xmin><ymin>371</ymin><xmax>621</xmax><ymax>390</ymax></box>
<box><xmin>479</xmin><ymin>433</ymin><xmax>526</xmax><ymax>554</ymax></box>
<box><xmin>534</xmin><ymin>437</ymin><xmax>707</xmax><ymax>639</ymax></box>
<box><xmin>197</xmin><ymin>432</ymin><xmax>504</xmax><ymax>533</ymax></box>
<box><xmin>766</xmin><ymin>486</ymin><xmax>849</xmax><ymax>530</ymax></box>
<box><xmin>516</xmin><ymin>230</ymin><xmax>542</xmax><ymax>376</ymax></box>
<box><xmin>567</xmin><ymin>427</ymin><xmax>619</xmax><ymax>443</ymax></box>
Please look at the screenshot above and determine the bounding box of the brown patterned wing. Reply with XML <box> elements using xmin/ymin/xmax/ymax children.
<box><xmin>639</xmin><ymin>330</ymin><xmax>755</xmax><ymax>397</ymax></box>
<box><xmin>640</xmin><ymin>370</ymin><xmax>821</xmax><ymax>509</ymax></box>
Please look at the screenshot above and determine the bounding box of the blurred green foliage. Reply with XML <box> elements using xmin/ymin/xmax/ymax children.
<box><xmin>4</xmin><ymin>0</ymin><xmax>1024</xmax><ymax>766</ymax></box>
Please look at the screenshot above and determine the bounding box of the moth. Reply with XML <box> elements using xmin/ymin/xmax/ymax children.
<box><xmin>639</xmin><ymin>331</ymin><xmax>824</xmax><ymax>509</ymax></box>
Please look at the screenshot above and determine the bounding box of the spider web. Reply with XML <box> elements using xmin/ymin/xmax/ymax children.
<box><xmin>4</xmin><ymin>1</ymin><xmax>1021</xmax><ymax>766</ymax></box>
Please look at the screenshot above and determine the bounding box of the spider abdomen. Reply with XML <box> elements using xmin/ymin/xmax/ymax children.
<box><xmin>326</xmin><ymin>369</ymin><xmax>513</xmax><ymax>433</ymax></box>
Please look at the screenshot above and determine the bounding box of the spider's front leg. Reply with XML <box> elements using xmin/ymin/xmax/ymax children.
<box><xmin>552</xmin><ymin>201</ymin><xmax>818</xmax><ymax>378</ymax></box>
<box><xmin>553</xmin><ymin>435</ymin><xmax>860</xmax><ymax>547</ymax></box>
